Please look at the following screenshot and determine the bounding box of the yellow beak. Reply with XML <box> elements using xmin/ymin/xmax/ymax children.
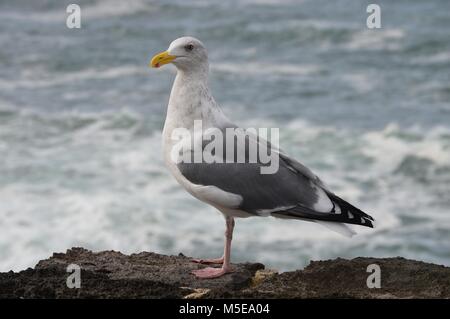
<box><xmin>150</xmin><ymin>51</ymin><xmax>176</xmax><ymax>68</ymax></box>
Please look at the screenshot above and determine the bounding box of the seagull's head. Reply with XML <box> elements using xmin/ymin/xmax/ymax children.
<box><xmin>150</xmin><ymin>36</ymin><xmax>208</xmax><ymax>73</ymax></box>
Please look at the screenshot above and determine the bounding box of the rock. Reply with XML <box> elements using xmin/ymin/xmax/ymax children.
<box><xmin>0</xmin><ymin>248</ymin><xmax>449</xmax><ymax>298</ymax></box>
<box><xmin>233</xmin><ymin>257</ymin><xmax>450</xmax><ymax>298</ymax></box>
<box><xmin>0</xmin><ymin>248</ymin><xmax>263</xmax><ymax>299</ymax></box>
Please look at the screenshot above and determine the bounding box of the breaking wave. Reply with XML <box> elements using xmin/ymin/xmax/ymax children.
<box><xmin>1</xmin><ymin>109</ymin><xmax>449</xmax><ymax>271</ymax></box>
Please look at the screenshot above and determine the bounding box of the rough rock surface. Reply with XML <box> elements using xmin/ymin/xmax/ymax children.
<box><xmin>0</xmin><ymin>248</ymin><xmax>449</xmax><ymax>298</ymax></box>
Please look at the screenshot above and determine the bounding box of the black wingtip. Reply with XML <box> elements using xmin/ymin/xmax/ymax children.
<box><xmin>328</xmin><ymin>193</ymin><xmax>374</xmax><ymax>221</ymax></box>
<box><xmin>272</xmin><ymin>193</ymin><xmax>375</xmax><ymax>229</ymax></box>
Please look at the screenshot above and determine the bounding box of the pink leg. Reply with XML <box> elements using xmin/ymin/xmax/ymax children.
<box><xmin>192</xmin><ymin>216</ymin><xmax>234</xmax><ymax>279</ymax></box>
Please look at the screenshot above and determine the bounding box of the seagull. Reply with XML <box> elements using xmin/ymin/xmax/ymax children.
<box><xmin>150</xmin><ymin>36</ymin><xmax>374</xmax><ymax>279</ymax></box>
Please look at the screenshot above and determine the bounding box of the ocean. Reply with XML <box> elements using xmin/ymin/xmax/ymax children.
<box><xmin>0</xmin><ymin>0</ymin><xmax>449</xmax><ymax>272</ymax></box>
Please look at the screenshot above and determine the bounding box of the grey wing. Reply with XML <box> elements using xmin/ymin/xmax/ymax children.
<box><xmin>177</xmin><ymin>128</ymin><xmax>374</xmax><ymax>228</ymax></box>
<box><xmin>275</xmin><ymin>152</ymin><xmax>374</xmax><ymax>227</ymax></box>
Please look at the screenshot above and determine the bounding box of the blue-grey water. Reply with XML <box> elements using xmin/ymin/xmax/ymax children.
<box><xmin>0</xmin><ymin>0</ymin><xmax>449</xmax><ymax>271</ymax></box>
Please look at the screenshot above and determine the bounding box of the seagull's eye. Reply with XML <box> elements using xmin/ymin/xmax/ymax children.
<box><xmin>184</xmin><ymin>44</ymin><xmax>194</xmax><ymax>52</ymax></box>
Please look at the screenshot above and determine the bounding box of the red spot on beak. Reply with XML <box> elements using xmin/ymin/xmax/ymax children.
<box><xmin>155</xmin><ymin>63</ymin><xmax>160</xmax><ymax>68</ymax></box>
